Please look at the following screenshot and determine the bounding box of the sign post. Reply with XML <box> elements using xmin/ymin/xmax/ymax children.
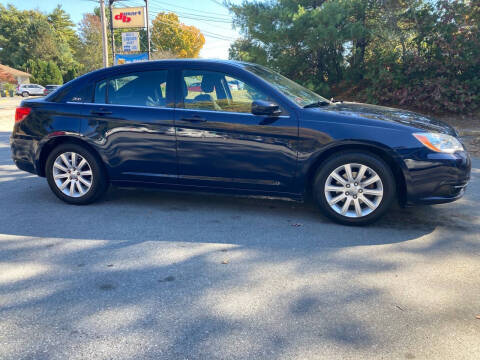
<box><xmin>145</xmin><ymin>0</ymin><xmax>151</xmax><ymax>59</ymax></box>
<box><xmin>109</xmin><ymin>1</ymin><xmax>151</xmax><ymax>65</ymax></box>
<box><xmin>99</xmin><ymin>0</ymin><xmax>109</xmax><ymax>67</ymax></box>
<box><xmin>109</xmin><ymin>0</ymin><xmax>115</xmax><ymax>65</ymax></box>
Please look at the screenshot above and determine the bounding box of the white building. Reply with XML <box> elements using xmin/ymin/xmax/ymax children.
<box><xmin>0</xmin><ymin>64</ymin><xmax>31</xmax><ymax>84</ymax></box>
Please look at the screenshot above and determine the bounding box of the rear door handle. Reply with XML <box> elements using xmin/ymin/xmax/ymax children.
<box><xmin>90</xmin><ymin>109</ymin><xmax>112</xmax><ymax>116</ymax></box>
<box><xmin>180</xmin><ymin>115</ymin><xmax>207</xmax><ymax>123</ymax></box>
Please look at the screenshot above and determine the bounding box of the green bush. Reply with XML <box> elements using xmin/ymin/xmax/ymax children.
<box><xmin>229</xmin><ymin>0</ymin><xmax>480</xmax><ymax>114</ymax></box>
<box><xmin>4</xmin><ymin>82</ymin><xmax>16</xmax><ymax>92</ymax></box>
<box><xmin>360</xmin><ymin>1</ymin><xmax>480</xmax><ymax>113</ymax></box>
<box><xmin>25</xmin><ymin>59</ymin><xmax>63</xmax><ymax>86</ymax></box>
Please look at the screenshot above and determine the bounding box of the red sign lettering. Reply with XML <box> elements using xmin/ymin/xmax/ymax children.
<box><xmin>114</xmin><ymin>13</ymin><xmax>131</xmax><ymax>23</ymax></box>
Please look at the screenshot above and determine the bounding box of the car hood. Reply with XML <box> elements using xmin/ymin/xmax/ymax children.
<box><xmin>319</xmin><ymin>102</ymin><xmax>457</xmax><ymax>136</ymax></box>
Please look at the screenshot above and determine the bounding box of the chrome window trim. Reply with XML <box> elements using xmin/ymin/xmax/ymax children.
<box><xmin>65</xmin><ymin>102</ymin><xmax>289</xmax><ymax>117</ymax></box>
<box><xmin>65</xmin><ymin>102</ymin><xmax>174</xmax><ymax>110</ymax></box>
<box><xmin>176</xmin><ymin>107</ymin><xmax>290</xmax><ymax>118</ymax></box>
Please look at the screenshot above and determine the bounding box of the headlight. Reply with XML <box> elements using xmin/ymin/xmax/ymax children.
<box><xmin>413</xmin><ymin>132</ymin><xmax>464</xmax><ymax>153</ymax></box>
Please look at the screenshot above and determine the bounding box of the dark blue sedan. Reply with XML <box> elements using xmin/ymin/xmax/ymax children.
<box><xmin>10</xmin><ymin>59</ymin><xmax>471</xmax><ymax>225</ymax></box>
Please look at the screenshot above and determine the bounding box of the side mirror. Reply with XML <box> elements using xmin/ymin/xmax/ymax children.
<box><xmin>251</xmin><ymin>100</ymin><xmax>281</xmax><ymax>116</ymax></box>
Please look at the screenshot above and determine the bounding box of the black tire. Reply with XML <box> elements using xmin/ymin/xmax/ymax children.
<box><xmin>313</xmin><ymin>151</ymin><xmax>396</xmax><ymax>225</ymax></box>
<box><xmin>45</xmin><ymin>143</ymin><xmax>108</xmax><ymax>205</ymax></box>
<box><xmin>22</xmin><ymin>91</ymin><xmax>29</xmax><ymax>97</ymax></box>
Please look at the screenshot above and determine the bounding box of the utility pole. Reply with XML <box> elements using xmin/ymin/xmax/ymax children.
<box><xmin>109</xmin><ymin>0</ymin><xmax>116</xmax><ymax>65</ymax></box>
<box><xmin>99</xmin><ymin>0</ymin><xmax>109</xmax><ymax>67</ymax></box>
<box><xmin>145</xmin><ymin>0</ymin><xmax>151</xmax><ymax>60</ymax></box>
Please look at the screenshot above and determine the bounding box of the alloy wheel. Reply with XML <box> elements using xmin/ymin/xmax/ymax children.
<box><xmin>324</xmin><ymin>163</ymin><xmax>383</xmax><ymax>218</ymax></box>
<box><xmin>52</xmin><ymin>152</ymin><xmax>93</xmax><ymax>198</ymax></box>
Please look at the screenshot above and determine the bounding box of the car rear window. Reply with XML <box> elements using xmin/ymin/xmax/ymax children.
<box><xmin>67</xmin><ymin>83</ymin><xmax>95</xmax><ymax>103</ymax></box>
<box><xmin>112</xmin><ymin>71</ymin><xmax>167</xmax><ymax>107</ymax></box>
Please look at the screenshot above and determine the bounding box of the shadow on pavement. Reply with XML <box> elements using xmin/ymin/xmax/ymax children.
<box><xmin>1</xmin><ymin>131</ymin><xmax>480</xmax><ymax>359</ymax></box>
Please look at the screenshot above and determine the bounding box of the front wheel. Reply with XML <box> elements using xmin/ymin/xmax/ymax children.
<box><xmin>313</xmin><ymin>152</ymin><xmax>396</xmax><ymax>225</ymax></box>
<box><xmin>45</xmin><ymin>143</ymin><xmax>108</xmax><ymax>205</ymax></box>
<box><xmin>22</xmin><ymin>91</ymin><xmax>29</xmax><ymax>97</ymax></box>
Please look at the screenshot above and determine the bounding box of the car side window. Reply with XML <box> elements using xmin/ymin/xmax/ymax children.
<box><xmin>68</xmin><ymin>83</ymin><xmax>95</xmax><ymax>103</ymax></box>
<box><xmin>94</xmin><ymin>80</ymin><xmax>106</xmax><ymax>104</ymax></box>
<box><xmin>181</xmin><ymin>70</ymin><xmax>275</xmax><ymax>113</ymax></box>
<box><xmin>107</xmin><ymin>71</ymin><xmax>168</xmax><ymax>107</ymax></box>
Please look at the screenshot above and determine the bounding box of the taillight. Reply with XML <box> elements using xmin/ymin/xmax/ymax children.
<box><xmin>15</xmin><ymin>107</ymin><xmax>31</xmax><ymax>123</ymax></box>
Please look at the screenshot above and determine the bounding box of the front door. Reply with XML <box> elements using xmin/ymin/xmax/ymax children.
<box><xmin>174</xmin><ymin>69</ymin><xmax>298</xmax><ymax>193</ymax></box>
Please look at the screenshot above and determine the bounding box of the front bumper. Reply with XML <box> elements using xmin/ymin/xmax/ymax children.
<box><xmin>403</xmin><ymin>150</ymin><xmax>471</xmax><ymax>205</ymax></box>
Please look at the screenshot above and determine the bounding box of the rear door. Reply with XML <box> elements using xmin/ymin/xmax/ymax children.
<box><xmin>32</xmin><ymin>85</ymin><xmax>44</xmax><ymax>95</ymax></box>
<box><xmin>73</xmin><ymin>69</ymin><xmax>178</xmax><ymax>184</ymax></box>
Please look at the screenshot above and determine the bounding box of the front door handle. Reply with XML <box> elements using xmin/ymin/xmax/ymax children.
<box><xmin>180</xmin><ymin>115</ymin><xmax>207</xmax><ymax>123</ymax></box>
<box><xmin>90</xmin><ymin>109</ymin><xmax>112</xmax><ymax>116</ymax></box>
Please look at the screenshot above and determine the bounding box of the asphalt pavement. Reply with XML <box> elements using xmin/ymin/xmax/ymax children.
<box><xmin>0</xmin><ymin>125</ymin><xmax>479</xmax><ymax>359</ymax></box>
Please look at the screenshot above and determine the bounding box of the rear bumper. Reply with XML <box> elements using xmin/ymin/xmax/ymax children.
<box><xmin>10</xmin><ymin>135</ymin><xmax>38</xmax><ymax>175</ymax></box>
<box><xmin>13</xmin><ymin>159</ymin><xmax>36</xmax><ymax>174</ymax></box>
<box><xmin>403</xmin><ymin>150</ymin><xmax>471</xmax><ymax>205</ymax></box>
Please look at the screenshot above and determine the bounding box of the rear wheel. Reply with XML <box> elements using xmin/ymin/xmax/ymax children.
<box><xmin>313</xmin><ymin>152</ymin><xmax>395</xmax><ymax>225</ymax></box>
<box><xmin>45</xmin><ymin>143</ymin><xmax>108</xmax><ymax>204</ymax></box>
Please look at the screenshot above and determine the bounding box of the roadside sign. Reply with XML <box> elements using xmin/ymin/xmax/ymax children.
<box><xmin>122</xmin><ymin>32</ymin><xmax>140</xmax><ymax>52</ymax></box>
<box><xmin>115</xmin><ymin>53</ymin><xmax>148</xmax><ymax>65</ymax></box>
<box><xmin>112</xmin><ymin>7</ymin><xmax>146</xmax><ymax>29</ymax></box>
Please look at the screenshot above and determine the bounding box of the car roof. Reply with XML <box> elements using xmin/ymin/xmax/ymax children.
<box><xmin>82</xmin><ymin>59</ymin><xmax>255</xmax><ymax>79</ymax></box>
<box><xmin>60</xmin><ymin>59</ymin><xmax>258</xmax><ymax>94</ymax></box>
<box><xmin>116</xmin><ymin>58</ymin><xmax>251</xmax><ymax>68</ymax></box>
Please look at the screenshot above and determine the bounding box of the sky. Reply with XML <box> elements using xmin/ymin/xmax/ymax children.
<box><xmin>1</xmin><ymin>0</ymin><xmax>244</xmax><ymax>59</ymax></box>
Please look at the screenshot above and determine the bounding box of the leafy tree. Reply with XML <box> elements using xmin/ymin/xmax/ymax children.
<box><xmin>0</xmin><ymin>5</ymin><xmax>42</xmax><ymax>68</ymax></box>
<box><xmin>47</xmin><ymin>5</ymin><xmax>81</xmax><ymax>81</ymax></box>
<box><xmin>25</xmin><ymin>59</ymin><xmax>63</xmax><ymax>85</ymax></box>
<box><xmin>0</xmin><ymin>69</ymin><xmax>16</xmax><ymax>84</ymax></box>
<box><xmin>45</xmin><ymin>60</ymin><xmax>63</xmax><ymax>84</ymax></box>
<box><xmin>228</xmin><ymin>0</ymin><xmax>369</xmax><ymax>95</ymax></box>
<box><xmin>48</xmin><ymin>5</ymin><xmax>79</xmax><ymax>50</ymax></box>
<box><xmin>77</xmin><ymin>13</ymin><xmax>103</xmax><ymax>73</ymax></box>
<box><xmin>151</xmin><ymin>12</ymin><xmax>205</xmax><ymax>58</ymax></box>
<box><xmin>229</xmin><ymin>39</ymin><xmax>267</xmax><ymax>64</ymax></box>
<box><xmin>24</xmin><ymin>17</ymin><xmax>61</xmax><ymax>62</ymax></box>
<box><xmin>0</xmin><ymin>4</ymin><xmax>81</xmax><ymax>84</ymax></box>
<box><xmin>229</xmin><ymin>0</ymin><xmax>480</xmax><ymax>113</ymax></box>
<box><xmin>151</xmin><ymin>50</ymin><xmax>178</xmax><ymax>60</ymax></box>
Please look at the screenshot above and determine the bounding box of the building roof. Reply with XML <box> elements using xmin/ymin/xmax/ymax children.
<box><xmin>0</xmin><ymin>64</ymin><xmax>31</xmax><ymax>77</ymax></box>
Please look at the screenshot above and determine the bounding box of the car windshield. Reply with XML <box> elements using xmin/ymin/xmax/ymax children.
<box><xmin>245</xmin><ymin>64</ymin><xmax>329</xmax><ymax>107</ymax></box>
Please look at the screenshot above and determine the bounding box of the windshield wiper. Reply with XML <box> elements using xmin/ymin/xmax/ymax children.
<box><xmin>303</xmin><ymin>100</ymin><xmax>330</xmax><ymax>108</ymax></box>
